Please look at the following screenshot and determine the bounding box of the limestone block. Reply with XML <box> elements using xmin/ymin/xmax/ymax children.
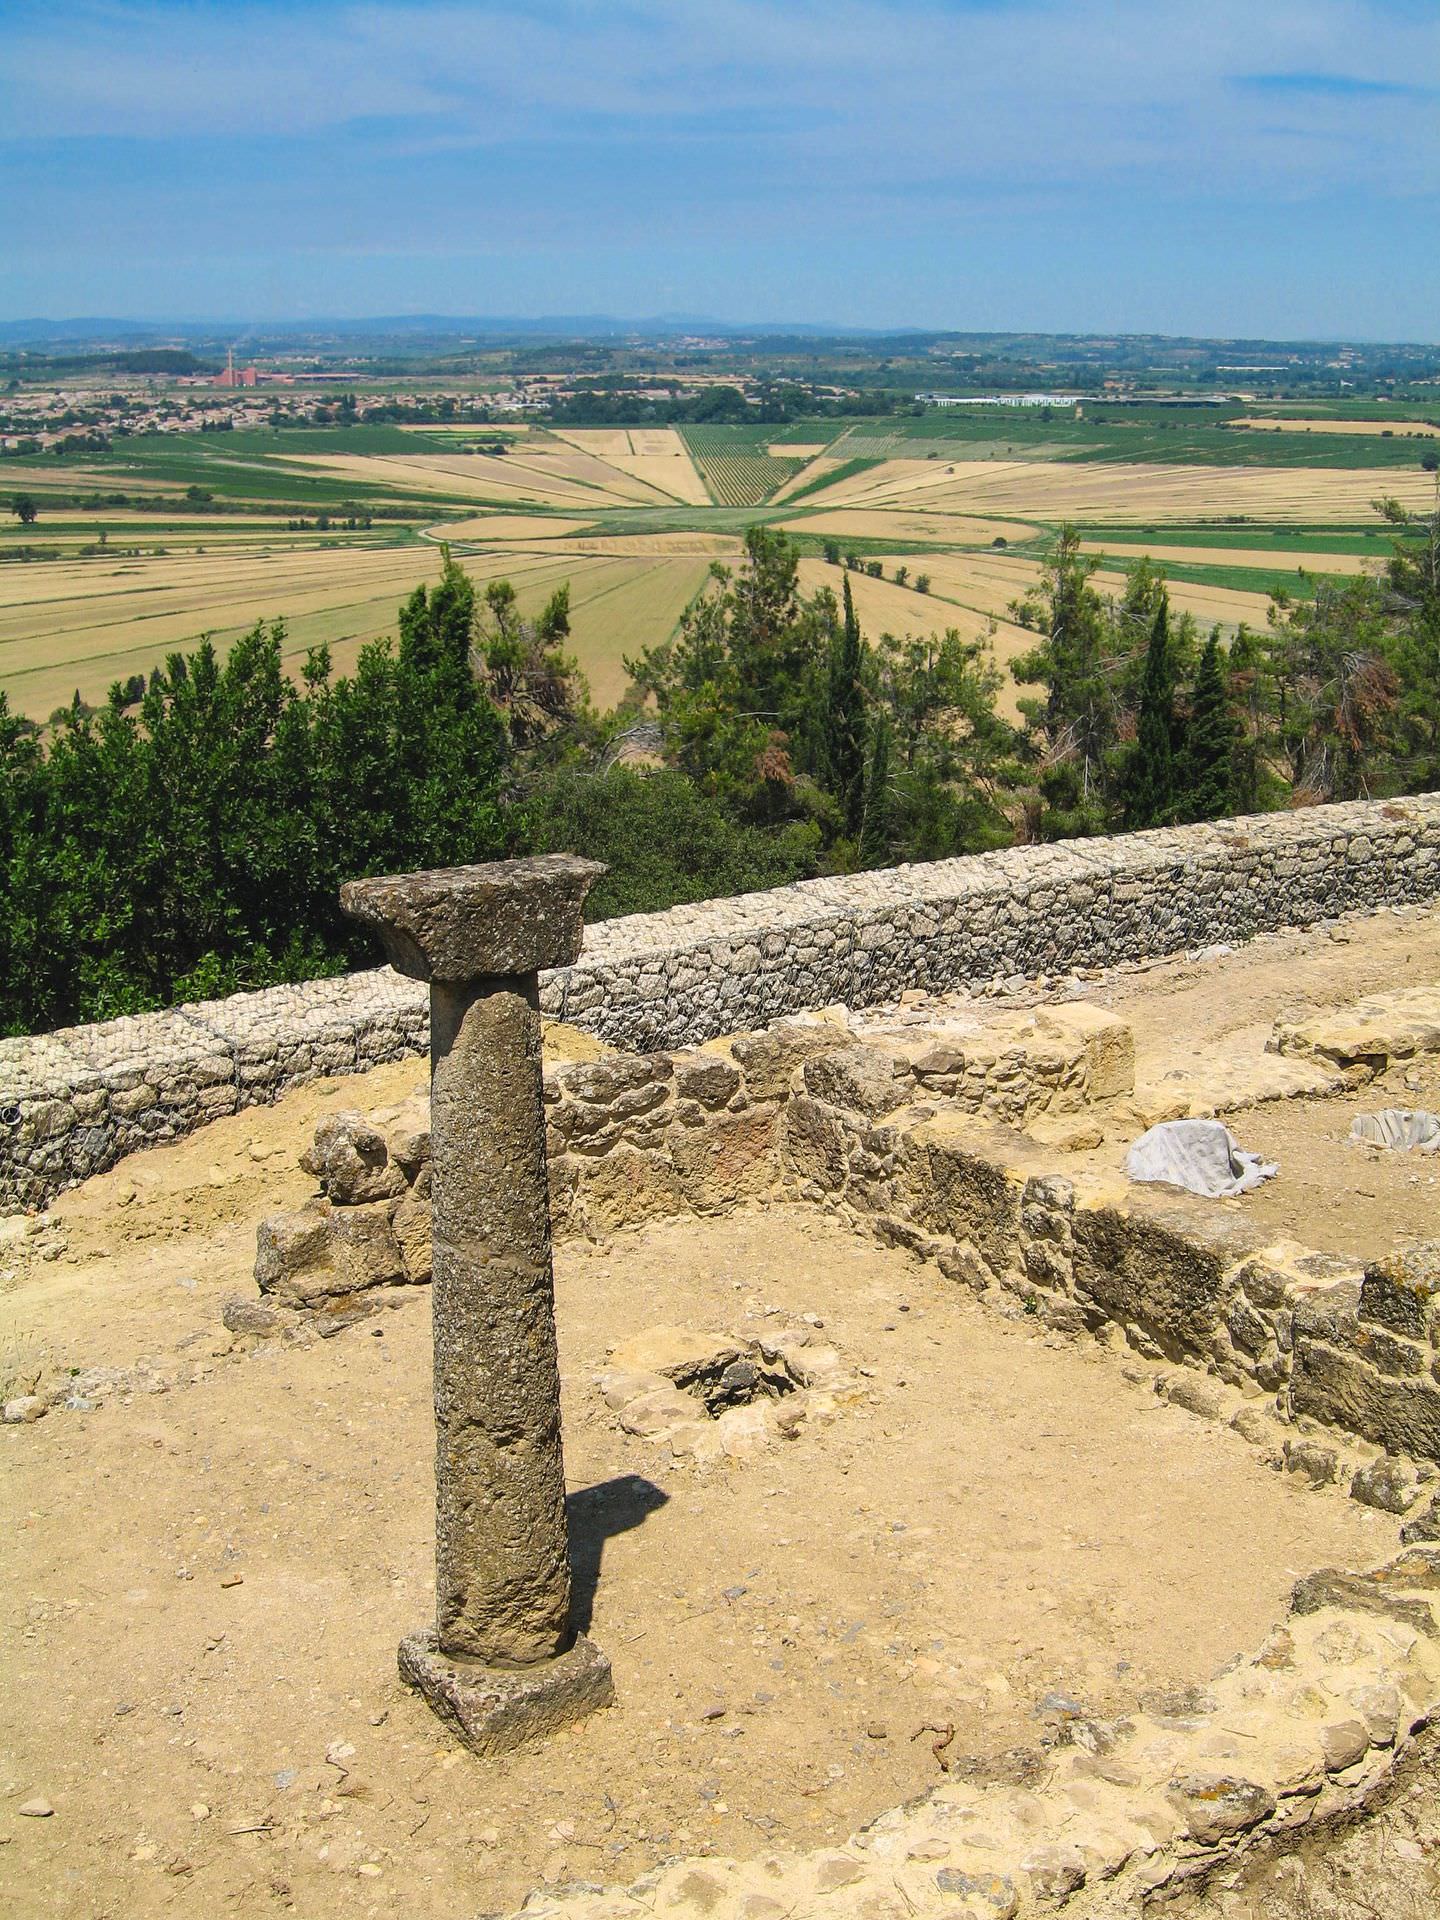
<box><xmin>1350</xmin><ymin>1457</ymin><xmax>1420</xmax><ymax>1514</ymax></box>
<box><xmin>392</xmin><ymin>1190</ymin><xmax>433</xmax><ymax>1285</ymax></box>
<box><xmin>1166</xmin><ymin>1771</ymin><xmax>1276</xmax><ymax>1845</ymax></box>
<box><xmin>381</xmin><ymin>1096</ymin><xmax>431</xmax><ymax>1180</ymax></box>
<box><xmin>572</xmin><ymin>1145</ymin><xmax>686</xmax><ymax>1232</ymax></box>
<box><xmin>1359</xmin><ymin>1243</ymin><xmax>1440</xmax><ymax>1343</ymax></box>
<box><xmin>675</xmin><ymin>1056</ymin><xmax>742</xmax><ymax>1109</ymax></box>
<box><xmin>1291</xmin><ymin>1337</ymin><xmax>1440</xmax><ymax>1461</ymax></box>
<box><xmin>300</xmin><ymin>1110</ymin><xmax>406</xmax><ymax>1205</ymax></box>
<box><xmin>669</xmin><ymin>1107</ymin><xmax>779</xmax><ymax>1212</ymax></box>
<box><xmin>1071</xmin><ymin>1209</ymin><xmax>1230</xmax><ymax>1358</ymax></box>
<box><xmin>254</xmin><ymin>1197</ymin><xmax>405</xmax><ymax>1307</ymax></box>
<box><xmin>728</xmin><ymin>1021</ymin><xmax>847</xmax><ymax>1101</ymax></box>
<box><xmin>779</xmin><ymin>1094</ymin><xmax>853</xmax><ymax>1197</ymax></box>
<box><xmin>801</xmin><ymin>1044</ymin><xmax>907</xmax><ymax>1119</ymax></box>
<box><xmin>606</xmin><ymin>1326</ymin><xmax>743</xmax><ymax>1390</ymax></box>
<box><xmin>1271</xmin><ymin>987</ymin><xmax>1440</xmax><ymax>1075</ymax></box>
<box><xmin>1036</xmin><ymin>1003</ymin><xmax>1136</xmax><ymax>1101</ymax></box>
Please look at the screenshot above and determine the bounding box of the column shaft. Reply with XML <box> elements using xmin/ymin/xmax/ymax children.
<box><xmin>429</xmin><ymin>976</ymin><xmax>572</xmax><ymax>1666</ymax></box>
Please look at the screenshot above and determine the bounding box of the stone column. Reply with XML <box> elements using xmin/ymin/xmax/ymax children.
<box><xmin>341</xmin><ymin>854</ymin><xmax>613</xmax><ymax>1754</ymax></box>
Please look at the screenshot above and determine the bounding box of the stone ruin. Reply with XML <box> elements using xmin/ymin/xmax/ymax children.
<box><xmin>183</xmin><ymin>854</ymin><xmax>1440</xmax><ymax>1915</ymax></box>
<box><xmin>14</xmin><ymin>813</ymin><xmax>1440</xmax><ymax>1919</ymax></box>
<box><xmin>336</xmin><ymin>853</ymin><xmax>616</xmax><ymax>1755</ymax></box>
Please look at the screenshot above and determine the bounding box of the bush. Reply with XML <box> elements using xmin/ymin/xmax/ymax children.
<box><xmin>519</xmin><ymin>766</ymin><xmax>819</xmax><ymax>921</ymax></box>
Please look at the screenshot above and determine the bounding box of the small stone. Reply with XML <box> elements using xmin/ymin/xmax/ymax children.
<box><xmin>1163</xmin><ymin>1372</ymin><xmax>1225</xmax><ymax>1420</ymax></box>
<box><xmin>2</xmin><ymin>1395</ymin><xmax>45</xmax><ymax>1424</ymax></box>
<box><xmin>1231</xmin><ymin>1404</ymin><xmax>1279</xmax><ymax>1446</ymax></box>
<box><xmin>811</xmin><ymin>1854</ymin><xmax>864</xmax><ymax>1894</ymax></box>
<box><xmin>1035</xmin><ymin>1690</ymin><xmax>1085</xmax><ymax>1721</ymax></box>
<box><xmin>1321</xmin><ymin>1720</ymin><xmax>1370</xmax><ymax>1773</ymax></box>
<box><xmin>18</xmin><ymin>1798</ymin><xmax>53</xmax><ymax>1818</ymax></box>
<box><xmin>1351</xmin><ymin>1457</ymin><xmax>1420</xmax><ymax>1514</ymax></box>
<box><xmin>1401</xmin><ymin>1491</ymin><xmax>1440</xmax><ymax>1544</ymax></box>
<box><xmin>700</xmin><ymin>1703</ymin><xmax>726</xmax><ymax>1721</ymax></box>
<box><xmin>190</xmin><ymin>1803</ymin><xmax>210</xmax><ymax>1821</ymax></box>
<box><xmin>1021</xmin><ymin>1843</ymin><xmax>1086</xmax><ymax>1900</ymax></box>
<box><xmin>221</xmin><ymin>1296</ymin><xmax>288</xmax><ymax>1339</ymax></box>
<box><xmin>864</xmin><ymin>1721</ymin><xmax>889</xmax><ymax>1740</ymax></box>
<box><xmin>1168</xmin><ymin>1771</ymin><xmax>1276</xmax><ymax>1844</ymax></box>
<box><xmin>219</xmin><ymin>1573</ymin><xmax>244</xmax><ymax>1589</ymax></box>
<box><xmin>1283</xmin><ymin>1439</ymin><xmax>1340</xmax><ymax>1488</ymax></box>
<box><xmin>934</xmin><ymin>1868</ymin><xmax>1018</xmax><ymax>1916</ymax></box>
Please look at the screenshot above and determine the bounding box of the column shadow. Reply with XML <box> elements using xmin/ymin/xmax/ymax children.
<box><xmin>567</xmin><ymin>1474</ymin><xmax>669</xmax><ymax>1634</ymax></box>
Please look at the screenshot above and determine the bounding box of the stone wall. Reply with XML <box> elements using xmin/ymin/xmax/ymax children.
<box><xmin>239</xmin><ymin>1013</ymin><xmax>1440</xmax><ymax>1481</ymax></box>
<box><xmin>4</xmin><ymin>791</ymin><xmax>1438</xmax><ymax>1210</ymax></box>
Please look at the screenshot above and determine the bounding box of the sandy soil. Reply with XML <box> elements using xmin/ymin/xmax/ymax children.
<box><xmin>1</xmin><ymin>1177</ymin><xmax>1396</xmax><ymax>1917</ymax></box>
<box><xmin>5</xmin><ymin>908</ymin><xmax>1440</xmax><ymax>1915</ymax></box>
<box><xmin>1073</xmin><ymin>905</ymin><xmax>1440</xmax><ymax>1258</ymax></box>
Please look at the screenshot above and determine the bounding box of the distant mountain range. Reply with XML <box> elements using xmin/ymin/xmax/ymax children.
<box><xmin>1</xmin><ymin>316</ymin><xmax>1425</xmax><ymax>355</ymax></box>
<box><xmin>0</xmin><ymin>313</ymin><xmax>912</xmax><ymax>350</ymax></box>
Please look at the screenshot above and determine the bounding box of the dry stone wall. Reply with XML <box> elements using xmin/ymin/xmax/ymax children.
<box><xmin>235</xmin><ymin>1010</ymin><xmax>1440</xmax><ymax>1482</ymax></box>
<box><xmin>3</xmin><ymin>792</ymin><xmax>1438</xmax><ymax>1210</ymax></box>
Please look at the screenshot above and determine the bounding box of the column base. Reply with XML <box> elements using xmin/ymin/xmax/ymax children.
<box><xmin>398</xmin><ymin>1629</ymin><xmax>615</xmax><ymax>1757</ymax></box>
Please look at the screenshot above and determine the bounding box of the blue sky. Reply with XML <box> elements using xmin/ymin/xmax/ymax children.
<box><xmin>2</xmin><ymin>0</ymin><xmax>1437</xmax><ymax>337</ymax></box>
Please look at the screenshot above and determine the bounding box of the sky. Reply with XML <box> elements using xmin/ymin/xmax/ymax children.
<box><xmin>1</xmin><ymin>0</ymin><xmax>1438</xmax><ymax>339</ymax></box>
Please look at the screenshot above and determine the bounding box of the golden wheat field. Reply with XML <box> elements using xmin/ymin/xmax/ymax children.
<box><xmin>800</xmin><ymin>457</ymin><xmax>1440</xmax><ymax>523</ymax></box>
<box><xmin>423</xmin><ymin>514</ymin><xmax>594</xmax><ymax>542</ymax></box>
<box><xmin>794</xmin><ymin>557</ymin><xmax>1038</xmax><ymax>720</ymax></box>
<box><xmin>1078</xmin><ymin>540</ymin><xmax>1373</xmax><ymax>574</ymax></box>
<box><xmin>7</xmin><ymin>416</ymin><xmax>1430</xmax><ymax>729</ymax></box>
<box><xmin>780</xmin><ymin>508</ymin><xmax>1035</xmax><ymax>545</ymax></box>
<box><xmin>1230</xmin><ymin>417</ymin><xmax>1440</xmax><ymax>437</ymax></box>
<box><xmin>552</xmin><ymin>428</ymin><xmax>710</xmax><ymax>505</ymax></box>
<box><xmin>0</xmin><ymin>539</ymin><xmax>709</xmax><ymax>718</ymax></box>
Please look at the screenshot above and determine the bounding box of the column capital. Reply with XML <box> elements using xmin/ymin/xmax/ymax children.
<box><xmin>341</xmin><ymin>854</ymin><xmax>605</xmax><ymax>983</ymax></box>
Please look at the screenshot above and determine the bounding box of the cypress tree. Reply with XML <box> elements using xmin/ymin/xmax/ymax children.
<box><xmin>1179</xmin><ymin>630</ymin><xmax>1239</xmax><ymax>823</ymax></box>
<box><xmin>825</xmin><ymin>576</ymin><xmax>867</xmax><ymax>839</ymax></box>
<box><xmin>1123</xmin><ymin>595</ymin><xmax>1176</xmax><ymax>830</ymax></box>
<box><xmin>858</xmin><ymin>711</ymin><xmax>892</xmax><ymax>867</ymax></box>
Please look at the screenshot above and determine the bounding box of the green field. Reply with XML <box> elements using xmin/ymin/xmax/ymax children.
<box><xmin>679</xmin><ymin>426</ymin><xmax>807</xmax><ymax>505</ymax></box>
<box><xmin>4</xmin><ymin>408</ymin><xmax>1431</xmax><ymax>724</ymax></box>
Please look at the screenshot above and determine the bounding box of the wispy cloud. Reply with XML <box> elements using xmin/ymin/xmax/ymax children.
<box><xmin>1236</xmin><ymin>70</ymin><xmax>1435</xmax><ymax>97</ymax></box>
<box><xmin>1</xmin><ymin>0</ymin><xmax>1437</xmax><ymax>330</ymax></box>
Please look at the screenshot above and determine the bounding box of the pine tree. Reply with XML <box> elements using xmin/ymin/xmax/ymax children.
<box><xmin>858</xmin><ymin>712</ymin><xmax>892</xmax><ymax>867</ymax></box>
<box><xmin>1122</xmin><ymin>595</ymin><xmax>1176</xmax><ymax>830</ymax></box>
<box><xmin>825</xmin><ymin>575</ymin><xmax>867</xmax><ymax>839</ymax></box>
<box><xmin>1178</xmin><ymin>630</ymin><xmax>1239</xmax><ymax>823</ymax></box>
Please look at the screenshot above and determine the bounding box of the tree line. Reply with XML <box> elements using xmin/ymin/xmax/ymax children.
<box><xmin>1</xmin><ymin>501</ymin><xmax>1436</xmax><ymax>1036</ymax></box>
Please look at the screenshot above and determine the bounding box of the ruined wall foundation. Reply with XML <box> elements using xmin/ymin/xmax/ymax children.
<box><xmin>3</xmin><ymin>793</ymin><xmax>1438</xmax><ymax>1210</ymax></box>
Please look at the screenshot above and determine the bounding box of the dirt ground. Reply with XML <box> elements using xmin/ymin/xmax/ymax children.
<box><xmin>4</xmin><ymin>907</ymin><xmax>1440</xmax><ymax>1917</ymax></box>
<box><xmin>1069</xmin><ymin>905</ymin><xmax>1440</xmax><ymax>1259</ymax></box>
<box><xmin>0</xmin><ymin>1191</ymin><xmax>1397</xmax><ymax>1918</ymax></box>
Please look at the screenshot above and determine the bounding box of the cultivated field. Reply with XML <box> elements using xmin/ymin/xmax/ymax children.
<box><xmin>680</xmin><ymin>428</ymin><xmax>808</xmax><ymax>506</ymax></box>
<box><xmin>553</xmin><ymin>428</ymin><xmax>710</xmax><ymax>506</ymax></box>
<box><xmin>1231</xmin><ymin>417</ymin><xmax>1440</xmax><ymax>437</ymax></box>
<box><xmin>0</xmin><ymin>539</ymin><xmax>709</xmax><ymax>718</ymax></box>
<box><xmin>5</xmin><ymin>407</ymin><xmax>1434</xmax><ymax>725</ymax></box>
<box><xmin>796</xmin><ymin>457</ymin><xmax>1440</xmax><ymax>522</ymax></box>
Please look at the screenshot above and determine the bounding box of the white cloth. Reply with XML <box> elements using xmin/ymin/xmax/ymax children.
<box><xmin>1125</xmin><ymin>1118</ymin><xmax>1278</xmax><ymax>1197</ymax></box>
<box><xmin>1349</xmin><ymin>1109</ymin><xmax>1440</xmax><ymax>1153</ymax></box>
